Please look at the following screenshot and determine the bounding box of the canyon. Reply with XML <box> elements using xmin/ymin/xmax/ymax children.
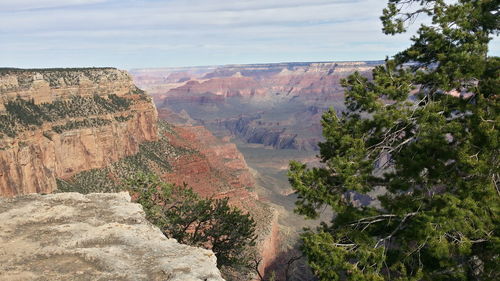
<box><xmin>131</xmin><ymin>61</ymin><xmax>382</xmax><ymax>223</ymax></box>
<box><xmin>132</xmin><ymin>61</ymin><xmax>383</xmax><ymax>279</ymax></box>
<box><xmin>132</xmin><ymin>61</ymin><xmax>382</xmax><ymax>151</ymax></box>
<box><xmin>0</xmin><ymin>68</ymin><xmax>279</xmax><ymax>280</ymax></box>
<box><xmin>0</xmin><ymin>62</ymin><xmax>381</xmax><ymax>280</ymax></box>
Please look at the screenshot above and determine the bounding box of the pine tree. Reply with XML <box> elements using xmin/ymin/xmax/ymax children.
<box><xmin>126</xmin><ymin>173</ymin><xmax>256</xmax><ymax>269</ymax></box>
<box><xmin>289</xmin><ymin>1</ymin><xmax>499</xmax><ymax>280</ymax></box>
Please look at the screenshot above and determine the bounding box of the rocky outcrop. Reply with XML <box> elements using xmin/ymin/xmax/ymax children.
<box><xmin>0</xmin><ymin>192</ymin><xmax>224</xmax><ymax>281</ymax></box>
<box><xmin>0</xmin><ymin>68</ymin><xmax>158</xmax><ymax>196</ymax></box>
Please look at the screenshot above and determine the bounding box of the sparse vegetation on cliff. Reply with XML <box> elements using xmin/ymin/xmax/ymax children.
<box><xmin>57</xmin><ymin>169</ymin><xmax>120</xmax><ymax>194</ymax></box>
<box><xmin>0</xmin><ymin>67</ymin><xmax>120</xmax><ymax>90</ymax></box>
<box><xmin>114</xmin><ymin>115</ymin><xmax>133</xmax><ymax>122</ymax></box>
<box><xmin>52</xmin><ymin>118</ymin><xmax>112</xmax><ymax>133</ymax></box>
<box><xmin>0</xmin><ymin>94</ymin><xmax>133</xmax><ymax>138</ymax></box>
<box><xmin>56</xmin><ymin>120</ymin><xmax>196</xmax><ymax>193</ymax></box>
<box><xmin>130</xmin><ymin>85</ymin><xmax>146</xmax><ymax>95</ymax></box>
<box><xmin>289</xmin><ymin>1</ymin><xmax>499</xmax><ymax>280</ymax></box>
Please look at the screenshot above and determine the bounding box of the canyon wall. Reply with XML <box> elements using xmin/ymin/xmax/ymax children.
<box><xmin>0</xmin><ymin>192</ymin><xmax>224</xmax><ymax>281</ymax></box>
<box><xmin>0</xmin><ymin>68</ymin><xmax>158</xmax><ymax>196</ymax></box>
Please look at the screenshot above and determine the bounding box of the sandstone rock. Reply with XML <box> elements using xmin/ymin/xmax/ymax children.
<box><xmin>0</xmin><ymin>192</ymin><xmax>224</xmax><ymax>281</ymax></box>
<box><xmin>0</xmin><ymin>68</ymin><xmax>133</xmax><ymax>108</ymax></box>
<box><xmin>0</xmin><ymin>68</ymin><xmax>158</xmax><ymax>197</ymax></box>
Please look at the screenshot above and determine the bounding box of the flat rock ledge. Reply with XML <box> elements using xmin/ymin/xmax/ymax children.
<box><xmin>0</xmin><ymin>192</ymin><xmax>225</xmax><ymax>281</ymax></box>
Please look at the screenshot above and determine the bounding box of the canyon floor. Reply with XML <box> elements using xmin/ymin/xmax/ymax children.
<box><xmin>235</xmin><ymin>141</ymin><xmax>328</xmax><ymax>240</ymax></box>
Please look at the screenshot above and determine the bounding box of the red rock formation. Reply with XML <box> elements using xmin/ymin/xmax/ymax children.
<box><xmin>156</xmin><ymin>119</ymin><xmax>279</xmax><ymax>278</ymax></box>
<box><xmin>1</xmin><ymin>68</ymin><xmax>280</xmax><ymax>277</ymax></box>
<box><xmin>0</xmin><ymin>69</ymin><xmax>158</xmax><ymax>197</ymax></box>
<box><xmin>132</xmin><ymin>61</ymin><xmax>381</xmax><ymax>151</ymax></box>
<box><xmin>168</xmin><ymin>77</ymin><xmax>267</xmax><ymax>98</ymax></box>
<box><xmin>133</xmin><ymin>61</ymin><xmax>377</xmax><ymax>103</ymax></box>
<box><xmin>161</xmin><ymin>124</ymin><xmax>255</xmax><ymax>196</ymax></box>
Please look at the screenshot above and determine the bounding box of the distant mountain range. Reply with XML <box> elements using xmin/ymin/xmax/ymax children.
<box><xmin>131</xmin><ymin>60</ymin><xmax>383</xmax><ymax>151</ymax></box>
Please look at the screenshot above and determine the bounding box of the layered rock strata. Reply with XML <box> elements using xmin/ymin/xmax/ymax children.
<box><xmin>131</xmin><ymin>61</ymin><xmax>382</xmax><ymax>151</ymax></box>
<box><xmin>0</xmin><ymin>68</ymin><xmax>158</xmax><ymax>196</ymax></box>
<box><xmin>0</xmin><ymin>192</ymin><xmax>224</xmax><ymax>281</ymax></box>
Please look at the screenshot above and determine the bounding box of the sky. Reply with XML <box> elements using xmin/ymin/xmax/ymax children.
<box><xmin>0</xmin><ymin>0</ymin><xmax>498</xmax><ymax>69</ymax></box>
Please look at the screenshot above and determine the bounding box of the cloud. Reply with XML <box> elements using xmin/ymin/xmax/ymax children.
<box><xmin>0</xmin><ymin>0</ymin><xmax>383</xmax><ymax>34</ymax></box>
<box><xmin>0</xmin><ymin>0</ymin><xmax>110</xmax><ymax>11</ymax></box>
<box><xmin>0</xmin><ymin>0</ymin><xmax>496</xmax><ymax>69</ymax></box>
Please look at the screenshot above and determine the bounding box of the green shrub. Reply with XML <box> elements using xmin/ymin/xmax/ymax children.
<box><xmin>0</xmin><ymin>94</ymin><xmax>135</xmax><ymax>138</ymax></box>
<box><xmin>52</xmin><ymin>118</ymin><xmax>112</xmax><ymax>133</ymax></box>
<box><xmin>114</xmin><ymin>115</ymin><xmax>133</xmax><ymax>122</ymax></box>
<box><xmin>56</xmin><ymin>169</ymin><xmax>121</xmax><ymax>194</ymax></box>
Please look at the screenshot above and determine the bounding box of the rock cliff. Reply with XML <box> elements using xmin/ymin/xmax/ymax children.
<box><xmin>0</xmin><ymin>68</ymin><xmax>158</xmax><ymax>196</ymax></box>
<box><xmin>0</xmin><ymin>192</ymin><xmax>224</xmax><ymax>281</ymax></box>
<box><xmin>220</xmin><ymin>115</ymin><xmax>322</xmax><ymax>151</ymax></box>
